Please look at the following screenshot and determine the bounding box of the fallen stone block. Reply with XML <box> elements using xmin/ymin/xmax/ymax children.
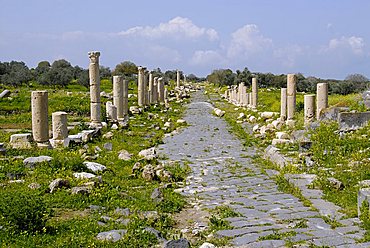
<box><xmin>9</xmin><ymin>133</ymin><xmax>33</xmax><ymax>149</ymax></box>
<box><xmin>338</xmin><ymin>111</ymin><xmax>370</xmax><ymax>130</ymax></box>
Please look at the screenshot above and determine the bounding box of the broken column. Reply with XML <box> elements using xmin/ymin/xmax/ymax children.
<box><xmin>287</xmin><ymin>74</ymin><xmax>297</xmax><ymax>120</ymax></box>
<box><xmin>137</xmin><ymin>66</ymin><xmax>145</xmax><ymax>106</ymax></box>
<box><xmin>113</xmin><ymin>75</ymin><xmax>124</xmax><ymax>121</ymax></box>
<box><xmin>88</xmin><ymin>51</ymin><xmax>102</xmax><ymax>128</ymax></box>
<box><xmin>280</xmin><ymin>88</ymin><xmax>287</xmax><ymax>120</ymax></box>
<box><xmin>176</xmin><ymin>70</ymin><xmax>180</xmax><ymax>88</ymax></box>
<box><xmin>51</xmin><ymin>111</ymin><xmax>68</xmax><ymax>148</ymax></box>
<box><xmin>316</xmin><ymin>82</ymin><xmax>328</xmax><ymax>119</ymax></box>
<box><xmin>123</xmin><ymin>79</ymin><xmax>129</xmax><ymax>117</ymax></box>
<box><xmin>106</xmin><ymin>101</ymin><xmax>117</xmax><ymax>122</ymax></box>
<box><xmin>148</xmin><ymin>72</ymin><xmax>154</xmax><ymax>104</ymax></box>
<box><xmin>153</xmin><ymin>77</ymin><xmax>158</xmax><ymax>103</ymax></box>
<box><xmin>304</xmin><ymin>95</ymin><xmax>315</xmax><ymax>125</ymax></box>
<box><xmin>144</xmin><ymin>69</ymin><xmax>149</xmax><ymax>106</ymax></box>
<box><xmin>31</xmin><ymin>90</ymin><xmax>50</xmax><ymax>147</ymax></box>
<box><xmin>164</xmin><ymin>88</ymin><xmax>169</xmax><ymax>104</ymax></box>
<box><xmin>251</xmin><ymin>78</ymin><xmax>258</xmax><ymax>108</ymax></box>
<box><xmin>158</xmin><ymin>77</ymin><xmax>165</xmax><ymax>103</ymax></box>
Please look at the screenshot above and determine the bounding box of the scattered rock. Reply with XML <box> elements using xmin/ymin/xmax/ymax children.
<box><xmin>103</xmin><ymin>131</ymin><xmax>114</xmax><ymax>139</ymax></box>
<box><xmin>199</xmin><ymin>242</ymin><xmax>215</xmax><ymax>248</ymax></box>
<box><xmin>248</xmin><ymin>115</ymin><xmax>257</xmax><ymax>123</ymax></box>
<box><xmin>272</xmin><ymin>139</ymin><xmax>291</xmax><ymax>145</ymax></box>
<box><xmin>213</xmin><ymin>108</ymin><xmax>225</xmax><ymax>117</ymax></box>
<box><xmin>71</xmin><ymin>186</ymin><xmax>91</xmax><ymax>195</ymax></box>
<box><xmin>276</xmin><ymin>131</ymin><xmax>290</xmax><ymax>140</ymax></box>
<box><xmin>139</xmin><ymin>147</ymin><xmax>157</xmax><ymax>160</ymax></box>
<box><xmin>129</xmin><ymin>106</ymin><xmax>142</xmax><ymax>115</ymax></box>
<box><xmin>237</xmin><ymin>113</ymin><xmax>245</xmax><ymax>119</ymax></box>
<box><xmin>260</xmin><ymin>111</ymin><xmax>276</xmax><ymax>119</ymax></box>
<box><xmin>9</xmin><ymin>133</ymin><xmax>33</xmax><ymax>149</ymax></box>
<box><xmin>0</xmin><ymin>89</ymin><xmax>11</xmax><ymax>98</ymax></box>
<box><xmin>96</xmin><ymin>229</ymin><xmax>127</xmax><ymax>242</ymax></box>
<box><xmin>151</xmin><ymin>188</ymin><xmax>164</xmax><ymax>203</ymax></box>
<box><xmin>23</xmin><ymin>156</ymin><xmax>53</xmax><ymax>168</ymax></box>
<box><xmin>359</xmin><ymin>180</ymin><xmax>370</xmax><ymax>188</ymax></box>
<box><xmin>142</xmin><ymin>165</ymin><xmax>156</xmax><ymax>181</ymax></box>
<box><xmin>115</xmin><ymin>207</ymin><xmax>131</xmax><ymax>216</ymax></box>
<box><xmin>49</xmin><ymin>178</ymin><xmax>70</xmax><ymax>193</ymax></box>
<box><xmin>103</xmin><ymin>142</ymin><xmax>113</xmax><ymax>151</ymax></box>
<box><xmin>28</xmin><ymin>183</ymin><xmax>41</xmax><ymax>190</ymax></box>
<box><xmin>164</xmin><ymin>238</ymin><xmax>190</xmax><ymax>248</ymax></box>
<box><xmin>177</xmin><ymin>119</ymin><xmax>187</xmax><ymax>124</ymax></box>
<box><xmin>73</xmin><ymin>172</ymin><xmax>96</xmax><ymax>179</ymax></box>
<box><xmin>118</xmin><ymin>150</ymin><xmax>132</xmax><ymax>161</ymax></box>
<box><xmin>132</xmin><ymin>162</ymin><xmax>142</xmax><ymax>174</ymax></box>
<box><xmin>83</xmin><ymin>161</ymin><xmax>106</xmax><ymax>172</ymax></box>
<box><xmin>144</xmin><ymin>227</ymin><xmax>166</xmax><ymax>242</ymax></box>
<box><xmin>328</xmin><ymin>177</ymin><xmax>344</xmax><ymax>190</ymax></box>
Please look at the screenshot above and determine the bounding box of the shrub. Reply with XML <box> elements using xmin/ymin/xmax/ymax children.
<box><xmin>0</xmin><ymin>190</ymin><xmax>52</xmax><ymax>233</ymax></box>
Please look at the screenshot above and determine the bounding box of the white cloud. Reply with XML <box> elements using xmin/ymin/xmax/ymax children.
<box><xmin>118</xmin><ymin>16</ymin><xmax>218</xmax><ymax>41</ymax></box>
<box><xmin>273</xmin><ymin>45</ymin><xmax>305</xmax><ymax>68</ymax></box>
<box><xmin>325</xmin><ymin>36</ymin><xmax>365</xmax><ymax>55</ymax></box>
<box><xmin>227</xmin><ymin>24</ymin><xmax>272</xmax><ymax>59</ymax></box>
<box><xmin>190</xmin><ymin>50</ymin><xmax>224</xmax><ymax>66</ymax></box>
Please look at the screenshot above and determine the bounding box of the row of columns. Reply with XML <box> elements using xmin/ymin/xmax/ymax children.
<box><xmin>137</xmin><ymin>66</ymin><xmax>168</xmax><ymax>107</ymax></box>
<box><xmin>224</xmin><ymin>78</ymin><xmax>258</xmax><ymax>108</ymax></box>
<box><xmin>280</xmin><ymin>74</ymin><xmax>328</xmax><ymax>124</ymax></box>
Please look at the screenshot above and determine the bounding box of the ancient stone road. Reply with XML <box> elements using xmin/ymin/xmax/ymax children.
<box><xmin>158</xmin><ymin>91</ymin><xmax>369</xmax><ymax>247</ymax></box>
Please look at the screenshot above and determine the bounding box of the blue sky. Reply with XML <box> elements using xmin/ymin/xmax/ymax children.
<box><xmin>1</xmin><ymin>0</ymin><xmax>369</xmax><ymax>79</ymax></box>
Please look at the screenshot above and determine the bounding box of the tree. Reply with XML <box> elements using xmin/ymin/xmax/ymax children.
<box><xmin>99</xmin><ymin>66</ymin><xmax>111</xmax><ymax>79</ymax></box>
<box><xmin>113</xmin><ymin>61</ymin><xmax>137</xmax><ymax>77</ymax></box>
<box><xmin>0</xmin><ymin>61</ymin><xmax>33</xmax><ymax>86</ymax></box>
<box><xmin>345</xmin><ymin>73</ymin><xmax>369</xmax><ymax>83</ymax></box>
<box><xmin>42</xmin><ymin>59</ymin><xmax>74</xmax><ymax>86</ymax></box>
<box><xmin>207</xmin><ymin>69</ymin><xmax>235</xmax><ymax>86</ymax></box>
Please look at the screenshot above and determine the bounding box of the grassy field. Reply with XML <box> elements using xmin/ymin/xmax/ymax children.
<box><xmin>0</xmin><ymin>80</ymin><xmax>190</xmax><ymax>247</ymax></box>
<box><xmin>206</xmin><ymin>84</ymin><xmax>370</xmax><ymax>241</ymax></box>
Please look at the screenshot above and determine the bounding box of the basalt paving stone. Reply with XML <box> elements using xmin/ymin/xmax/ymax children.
<box><xmin>245</xmin><ymin>240</ymin><xmax>286</xmax><ymax>248</ymax></box>
<box><xmin>158</xmin><ymin>91</ymin><xmax>366</xmax><ymax>246</ymax></box>
<box><xmin>311</xmin><ymin>236</ymin><xmax>357</xmax><ymax>247</ymax></box>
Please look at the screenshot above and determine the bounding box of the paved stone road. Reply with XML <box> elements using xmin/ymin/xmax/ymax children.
<box><xmin>159</xmin><ymin>91</ymin><xmax>369</xmax><ymax>247</ymax></box>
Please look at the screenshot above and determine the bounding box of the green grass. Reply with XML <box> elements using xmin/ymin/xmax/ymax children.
<box><xmin>0</xmin><ymin>80</ymin><xmax>190</xmax><ymax>246</ymax></box>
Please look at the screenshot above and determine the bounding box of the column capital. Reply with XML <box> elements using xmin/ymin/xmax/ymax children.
<box><xmin>88</xmin><ymin>51</ymin><xmax>100</xmax><ymax>63</ymax></box>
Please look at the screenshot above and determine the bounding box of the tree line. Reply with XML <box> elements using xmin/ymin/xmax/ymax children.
<box><xmin>0</xmin><ymin>60</ymin><xmax>205</xmax><ymax>88</ymax></box>
<box><xmin>206</xmin><ymin>67</ymin><xmax>370</xmax><ymax>95</ymax></box>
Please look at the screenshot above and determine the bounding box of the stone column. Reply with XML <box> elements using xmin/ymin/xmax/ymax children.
<box><xmin>31</xmin><ymin>91</ymin><xmax>49</xmax><ymax>146</ymax></box>
<box><xmin>148</xmin><ymin>72</ymin><xmax>153</xmax><ymax>104</ymax></box>
<box><xmin>251</xmin><ymin>78</ymin><xmax>258</xmax><ymax>108</ymax></box>
<box><xmin>287</xmin><ymin>74</ymin><xmax>297</xmax><ymax>120</ymax></box>
<box><xmin>153</xmin><ymin>77</ymin><xmax>158</xmax><ymax>103</ymax></box>
<box><xmin>248</xmin><ymin>93</ymin><xmax>252</xmax><ymax>107</ymax></box>
<box><xmin>280</xmin><ymin>88</ymin><xmax>287</xmax><ymax>120</ymax></box>
<box><xmin>176</xmin><ymin>70</ymin><xmax>180</xmax><ymax>88</ymax></box>
<box><xmin>158</xmin><ymin>78</ymin><xmax>165</xmax><ymax>103</ymax></box>
<box><xmin>144</xmin><ymin>69</ymin><xmax>149</xmax><ymax>106</ymax></box>
<box><xmin>113</xmin><ymin>75</ymin><xmax>124</xmax><ymax>120</ymax></box>
<box><xmin>51</xmin><ymin>111</ymin><xmax>68</xmax><ymax>148</ymax></box>
<box><xmin>137</xmin><ymin>66</ymin><xmax>145</xmax><ymax>106</ymax></box>
<box><xmin>88</xmin><ymin>51</ymin><xmax>102</xmax><ymax>128</ymax></box>
<box><xmin>106</xmin><ymin>101</ymin><xmax>117</xmax><ymax>122</ymax></box>
<box><xmin>304</xmin><ymin>95</ymin><xmax>315</xmax><ymax>125</ymax></box>
<box><xmin>164</xmin><ymin>88</ymin><xmax>168</xmax><ymax>104</ymax></box>
<box><xmin>122</xmin><ymin>79</ymin><xmax>129</xmax><ymax>117</ymax></box>
<box><xmin>316</xmin><ymin>83</ymin><xmax>328</xmax><ymax>119</ymax></box>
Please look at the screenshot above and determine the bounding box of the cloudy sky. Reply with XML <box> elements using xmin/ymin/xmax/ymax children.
<box><xmin>1</xmin><ymin>0</ymin><xmax>369</xmax><ymax>79</ymax></box>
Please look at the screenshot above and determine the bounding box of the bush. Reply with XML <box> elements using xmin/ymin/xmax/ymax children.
<box><xmin>0</xmin><ymin>190</ymin><xmax>52</xmax><ymax>233</ymax></box>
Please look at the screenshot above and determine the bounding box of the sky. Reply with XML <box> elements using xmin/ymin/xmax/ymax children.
<box><xmin>0</xmin><ymin>0</ymin><xmax>369</xmax><ymax>79</ymax></box>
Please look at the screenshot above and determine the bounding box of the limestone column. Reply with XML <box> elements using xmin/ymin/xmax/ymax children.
<box><xmin>31</xmin><ymin>91</ymin><xmax>49</xmax><ymax>145</ymax></box>
<box><xmin>122</xmin><ymin>79</ymin><xmax>129</xmax><ymax>116</ymax></box>
<box><xmin>88</xmin><ymin>51</ymin><xmax>102</xmax><ymax>128</ymax></box>
<box><xmin>248</xmin><ymin>93</ymin><xmax>252</xmax><ymax>107</ymax></box>
<box><xmin>158</xmin><ymin>78</ymin><xmax>165</xmax><ymax>103</ymax></box>
<box><xmin>287</xmin><ymin>74</ymin><xmax>297</xmax><ymax>120</ymax></box>
<box><xmin>251</xmin><ymin>78</ymin><xmax>258</xmax><ymax>108</ymax></box>
<box><xmin>148</xmin><ymin>72</ymin><xmax>154</xmax><ymax>104</ymax></box>
<box><xmin>113</xmin><ymin>76</ymin><xmax>124</xmax><ymax>120</ymax></box>
<box><xmin>304</xmin><ymin>95</ymin><xmax>315</xmax><ymax>125</ymax></box>
<box><xmin>51</xmin><ymin>111</ymin><xmax>68</xmax><ymax>148</ymax></box>
<box><xmin>316</xmin><ymin>83</ymin><xmax>328</xmax><ymax>119</ymax></box>
<box><xmin>106</xmin><ymin>101</ymin><xmax>117</xmax><ymax>122</ymax></box>
<box><xmin>164</xmin><ymin>88</ymin><xmax>168</xmax><ymax>104</ymax></box>
<box><xmin>137</xmin><ymin>66</ymin><xmax>145</xmax><ymax>106</ymax></box>
<box><xmin>153</xmin><ymin>77</ymin><xmax>158</xmax><ymax>103</ymax></box>
<box><xmin>176</xmin><ymin>70</ymin><xmax>180</xmax><ymax>88</ymax></box>
<box><xmin>144</xmin><ymin>69</ymin><xmax>149</xmax><ymax>106</ymax></box>
<box><xmin>280</xmin><ymin>88</ymin><xmax>287</xmax><ymax>120</ymax></box>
